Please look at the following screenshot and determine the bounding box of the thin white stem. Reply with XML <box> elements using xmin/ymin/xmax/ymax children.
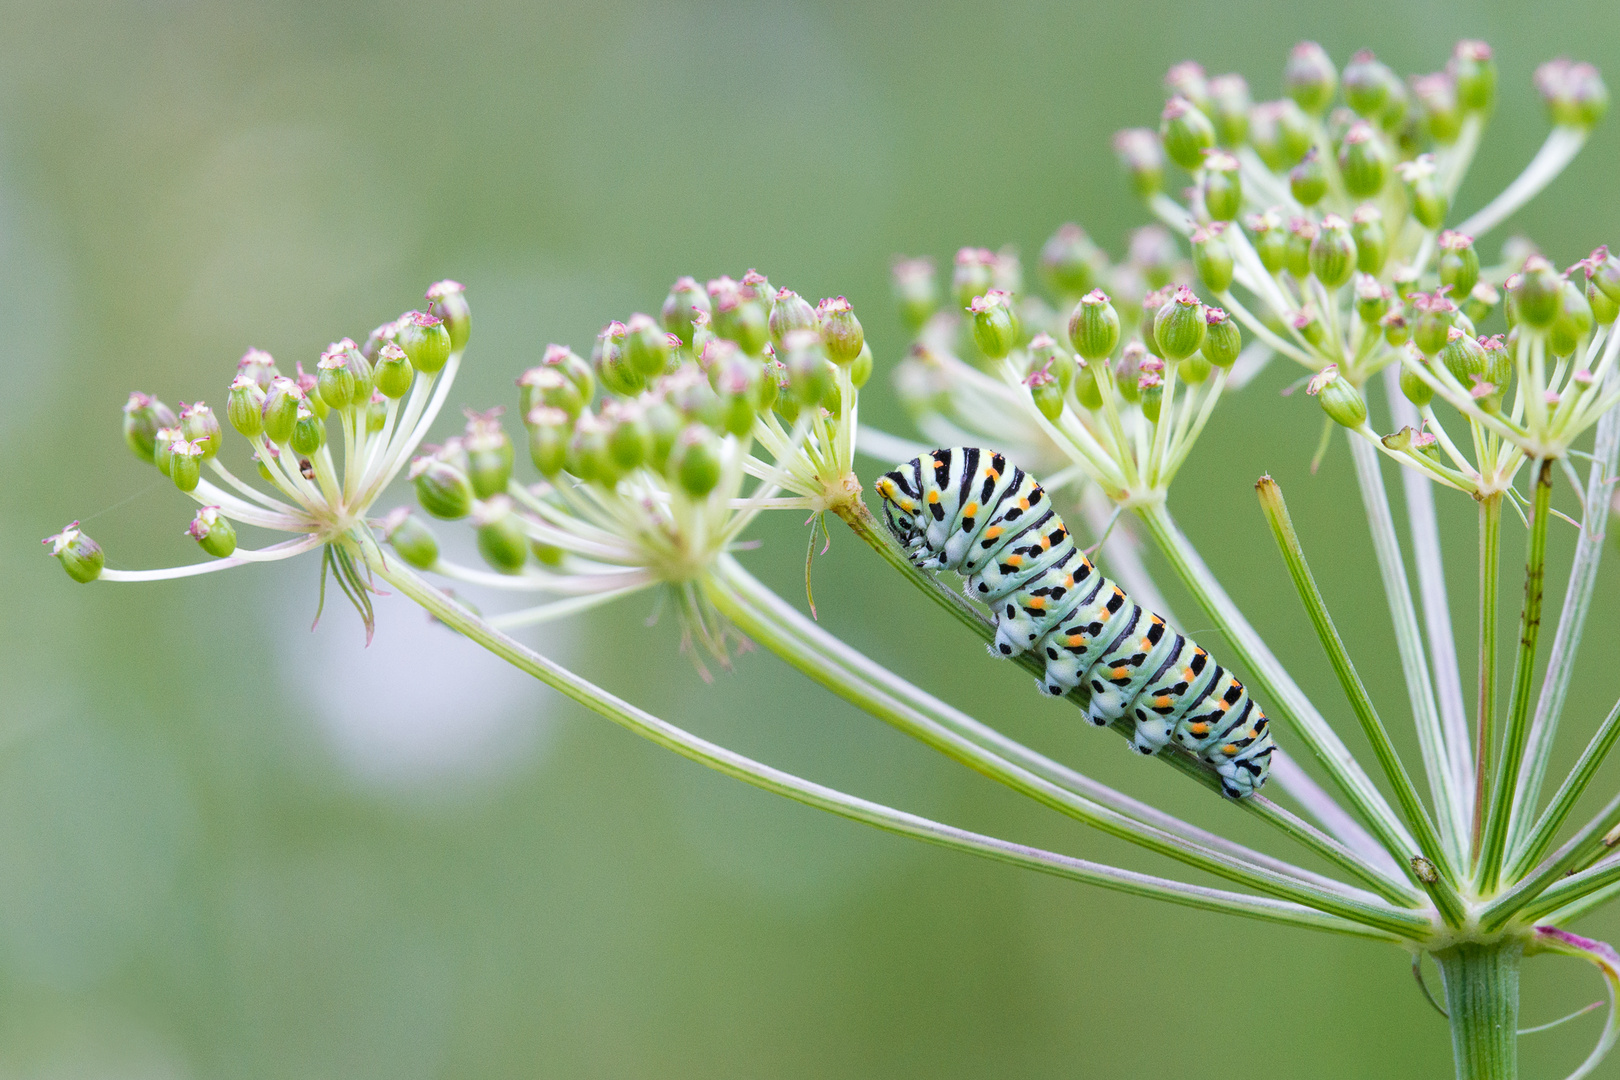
<box><xmin>1455</xmin><ymin>127</ymin><xmax>1589</xmax><ymax>240</ymax></box>
<box><xmin>100</xmin><ymin>534</ymin><xmax>324</xmax><ymax>581</ymax></box>
<box><xmin>488</xmin><ymin>587</ymin><xmax>652</xmax><ymax>629</ymax></box>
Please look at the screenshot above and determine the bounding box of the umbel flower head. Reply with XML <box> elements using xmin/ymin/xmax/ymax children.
<box><xmin>47</xmin><ymin>281</ymin><xmax>474</xmax><ymax>640</ymax></box>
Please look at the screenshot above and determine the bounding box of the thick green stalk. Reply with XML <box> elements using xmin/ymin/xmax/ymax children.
<box><xmin>1133</xmin><ymin>501</ymin><xmax>1422</xmax><ymax>870</ymax></box>
<box><xmin>1506</xmin><ymin>405</ymin><xmax>1620</xmax><ymax>860</ymax></box>
<box><xmin>362</xmin><ymin>547</ymin><xmax>1393</xmax><ymax>937</ymax></box>
<box><xmin>1348</xmin><ymin>434</ymin><xmax>1469</xmax><ymax>865</ymax></box>
<box><xmin>1474</xmin><ymin>493</ymin><xmax>1503</xmax><ymax>862</ymax></box>
<box><xmin>1479</xmin><ymin>462</ymin><xmax>1554</xmax><ymax>891</ymax></box>
<box><xmin>704</xmin><ymin>561</ymin><xmax>1430</xmax><ymax>934</ymax></box>
<box><xmin>1256</xmin><ymin>478</ymin><xmax>1465</xmax><ymax>922</ymax></box>
<box><xmin>1435</xmin><ymin>941</ymin><xmax>1523</xmax><ymax>1080</ymax></box>
<box><xmin>833</xmin><ymin>502</ymin><xmax>1423</xmax><ymax>906</ymax></box>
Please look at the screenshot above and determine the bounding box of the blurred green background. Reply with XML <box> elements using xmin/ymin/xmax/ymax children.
<box><xmin>5</xmin><ymin>0</ymin><xmax>1620</xmax><ymax>1075</ymax></box>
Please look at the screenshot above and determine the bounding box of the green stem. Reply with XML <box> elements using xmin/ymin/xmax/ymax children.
<box><xmin>1479</xmin><ymin>462</ymin><xmax>1553</xmax><ymax>891</ymax></box>
<box><xmin>364</xmin><ymin>548</ymin><xmax>1395</xmax><ymax>940</ymax></box>
<box><xmin>1435</xmin><ymin>941</ymin><xmax>1523</xmax><ymax>1080</ymax></box>
<box><xmin>706</xmin><ymin>560</ymin><xmax>1430</xmax><ymax>934</ymax></box>
<box><xmin>1507</xmin><ymin>697</ymin><xmax>1620</xmax><ymax>882</ymax></box>
<box><xmin>835</xmin><ymin>500</ymin><xmax>1424</xmax><ymax>905</ymax></box>
<box><xmin>1134</xmin><ymin>500</ymin><xmax>1422</xmax><ymax>869</ymax></box>
<box><xmin>1479</xmin><ymin>790</ymin><xmax>1620</xmax><ymax>933</ymax></box>
<box><xmin>1256</xmin><ymin>477</ymin><xmax>1465</xmax><ymax>923</ymax></box>
<box><xmin>1474</xmin><ymin>493</ymin><xmax>1504</xmax><ymax>865</ymax></box>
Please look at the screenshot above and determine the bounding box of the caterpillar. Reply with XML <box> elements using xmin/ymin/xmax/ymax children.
<box><xmin>874</xmin><ymin>447</ymin><xmax>1274</xmax><ymax>798</ymax></box>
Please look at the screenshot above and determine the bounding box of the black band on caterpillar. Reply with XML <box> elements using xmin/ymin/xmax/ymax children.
<box><xmin>874</xmin><ymin>447</ymin><xmax>1274</xmax><ymax>798</ymax></box>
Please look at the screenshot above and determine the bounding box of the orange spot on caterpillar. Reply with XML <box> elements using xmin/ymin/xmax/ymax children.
<box><xmin>1111</xmin><ymin>666</ymin><xmax>1130</xmax><ymax>679</ymax></box>
<box><xmin>1026</xmin><ymin>596</ymin><xmax>1045</xmax><ymax>609</ymax></box>
<box><xmin>1189</xmin><ymin>722</ymin><xmax>1210</xmax><ymax>736</ymax></box>
<box><xmin>963</xmin><ymin>502</ymin><xmax>978</xmax><ymax>516</ymax></box>
<box><xmin>1067</xmin><ymin>634</ymin><xmax>1086</xmax><ymax>647</ymax></box>
<box><xmin>1222</xmin><ymin>743</ymin><xmax>1239</xmax><ymax>755</ymax></box>
<box><xmin>1006</xmin><ymin>554</ymin><xmax>1023</xmax><ymax>567</ymax></box>
<box><xmin>927</xmin><ymin>490</ymin><xmax>940</xmax><ymax>502</ymax></box>
<box><xmin>1154</xmin><ymin>695</ymin><xmax>1172</xmax><ymax>708</ymax></box>
<box><xmin>984</xmin><ymin>526</ymin><xmax>1003</xmax><ymax>539</ymax></box>
<box><xmin>1018</xmin><ymin>497</ymin><xmax>1030</xmax><ymax>510</ymax></box>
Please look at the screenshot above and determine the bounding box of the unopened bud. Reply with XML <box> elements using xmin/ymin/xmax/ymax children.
<box><xmin>1413</xmin><ymin>73</ymin><xmax>1462</xmax><ymax>144</ymax></box>
<box><xmin>1024</xmin><ymin>364</ymin><xmax>1065</xmax><ymax>421</ymax></box>
<box><xmin>1512</xmin><ymin>256</ymin><xmax>1564</xmax><ymax>328</ymax></box>
<box><xmin>153</xmin><ymin>426</ymin><xmax>182</xmax><ymax>476</ymax></box>
<box><xmin>43</xmin><ymin>522</ymin><xmax>103</xmax><ymax>583</ymax></box>
<box><xmin>1159</xmin><ymin>97</ymin><xmax>1215</xmax><ymax>170</ymax></box>
<box><xmin>1463</xmin><ymin>281</ymin><xmax>1501</xmax><ymax>325</ymax></box>
<box><xmin>1250</xmin><ymin>99</ymin><xmax>1313</xmax><ymax>171</ymax></box>
<box><xmin>123</xmin><ymin>393</ymin><xmax>178</xmax><ymax>462</ymax></box>
<box><xmin>1588</xmin><ymin>279</ymin><xmax>1619</xmax><ymax>326</ymax></box>
<box><xmin>1310</xmin><ymin>215</ymin><xmax>1357</xmax><ymax>289</ymax></box>
<box><xmin>1201</xmin><ymin>152</ymin><xmax>1242</xmax><ymax>222</ymax></box>
<box><xmin>1208</xmin><ymin>74</ymin><xmax>1252</xmax><ymax>145</ymax></box>
<box><xmin>1284</xmin><ymin>41</ymin><xmax>1337</xmax><ymax>115</ymax></box>
<box><xmin>177</xmin><ymin>401</ymin><xmax>221</xmax><ymax>460</ymax></box>
<box><xmin>969</xmin><ymin>291</ymin><xmax>1019</xmax><ymax>361</ymax></box>
<box><xmin>1041</xmin><ymin>224</ymin><xmax>1105</xmax><ymax>297</ymax></box>
<box><xmin>593</xmin><ymin>321</ymin><xmax>643</xmax><ymax>397</ymax></box>
<box><xmin>397</xmin><ymin>310</ymin><xmax>452</xmax><ymax>375</ymax></box>
<box><xmin>1201</xmin><ymin>308</ymin><xmax>1242</xmax><ymax>367</ymax></box>
<box><xmin>662</xmin><ymin>276</ymin><xmax>712</xmax><ymax>348</ymax></box>
<box><xmin>1338</xmin><ymin>121</ymin><xmax>1389</xmax><ymax>198</ymax></box>
<box><xmin>604</xmin><ymin>401</ymin><xmax>654</xmax><ymax>470</ymax></box>
<box><xmin>1192</xmin><ymin>224</ymin><xmax>1235</xmax><ymax>293</ymax></box>
<box><xmin>892</xmin><ymin>257</ymin><xmax>938</xmax><ymax>330</ymax></box>
<box><xmin>711</xmin><ymin>282</ymin><xmax>769</xmax><ymax>354</ymax></box>
<box><xmin>767</xmin><ymin>289</ymin><xmax>818</xmax><ymax>348</ymax></box>
<box><xmin>187</xmin><ymin>505</ymin><xmax>237</xmax><ymax>558</ymax></box>
<box><xmin>169</xmin><ymin>438</ymin><xmax>204</xmax><ymax>492</ymax></box>
<box><xmin>1113</xmin><ymin>128</ymin><xmax>1165</xmax><ymax>197</ymax></box>
<box><xmin>1382</xmin><ymin>310</ymin><xmax>1411</xmax><ymax>347</ymax></box>
<box><xmin>1114</xmin><ymin>341</ymin><xmax>1146</xmax><ymax>403</ymax></box>
<box><xmin>1027</xmin><ymin>333</ymin><xmax>1075</xmax><ymax>392</ymax></box>
<box><xmin>371</xmin><ymin>342</ymin><xmax>411</xmax><ymax>399</ymax></box>
<box><xmin>1412</xmin><ymin>293</ymin><xmax>1459</xmax><ymax>356</ymax></box>
<box><xmin>237</xmin><ymin>348</ymin><xmax>279</xmax><ymax>389</ymax></box>
<box><xmin>425</xmin><ymin>280</ymin><xmax>471</xmax><ymax>353</ymax></box>
<box><xmin>411</xmin><ymin>456</ymin><xmax>473</xmax><ymax>519</ymax></box>
<box><xmin>1068</xmin><ymin>290</ymin><xmax>1121</xmax><ymax>361</ymax></box>
<box><xmin>1536</xmin><ymin>59</ymin><xmax>1608</xmax><ymax>130</ymax></box>
<box><xmin>817</xmin><ymin>296</ymin><xmax>865</xmax><ymax>364</ymax></box>
<box><xmin>1399</xmin><ymin>353</ymin><xmax>1435</xmax><ymax>407</ymax></box>
<box><xmin>316</xmin><ymin>346</ymin><xmax>358</xmax><ymax>411</ymax></box>
<box><xmin>1550</xmin><ymin>278</ymin><xmax>1595</xmax><ymax>357</ymax></box>
<box><xmin>1398</xmin><ymin>157</ymin><xmax>1448</xmax><ymax>230</ymax></box>
<box><xmin>1247</xmin><ymin>211</ymin><xmax>1288</xmax><ymax>274</ymax></box>
<box><xmin>381</xmin><ymin>507</ymin><xmax>438</xmax><ymax>570</ymax></box>
<box><xmin>622</xmin><ymin>312</ymin><xmax>672</xmax><ymax>378</ymax></box>
<box><xmin>1285</xmin><ymin>218</ymin><xmax>1316</xmax><ymax>279</ymax></box>
<box><xmin>1139</xmin><ymin>372</ymin><xmax>1164</xmax><ymax>423</ymax></box>
<box><xmin>526</xmin><ymin>406</ymin><xmax>571</xmax><ymax>477</ymax></box>
<box><xmin>1343</xmin><ymin>50</ymin><xmax>1394</xmax><ymax>117</ymax></box>
<box><xmin>1440</xmin><ymin>327</ymin><xmax>1489</xmax><ymax>387</ymax></box>
<box><xmin>226</xmin><ymin>376</ymin><xmax>267</xmax><ymax>437</ymax></box>
<box><xmin>669</xmin><ymin>424</ymin><xmax>723</xmax><ymax>498</ymax></box>
<box><xmin>1292</xmin><ymin>307</ymin><xmax>1328</xmax><ymax>349</ymax></box>
<box><xmin>1153</xmin><ymin>286</ymin><xmax>1206</xmax><ymax>361</ymax></box>
<box><xmin>470</xmin><ymin>495</ymin><xmax>528</xmax><ymax>574</ymax></box>
<box><xmin>463</xmin><ymin>409</ymin><xmax>514</xmax><ymax>499</ymax></box>
<box><xmin>1289</xmin><ymin>148</ymin><xmax>1328</xmax><ymax>206</ymax></box>
<box><xmin>1307</xmin><ymin>364</ymin><xmax>1367</xmax><ymax>427</ymax></box>
<box><xmin>850</xmin><ymin>342</ymin><xmax>874</xmax><ymax>389</ymax></box>
<box><xmin>1450</xmin><ymin>41</ymin><xmax>1496</xmax><ymax>113</ymax></box>
<box><xmin>782</xmin><ymin>330</ymin><xmax>837</xmax><ymax>411</ymax></box>
<box><xmin>1355</xmin><ymin>276</ymin><xmax>1391</xmax><ymax>325</ymax></box>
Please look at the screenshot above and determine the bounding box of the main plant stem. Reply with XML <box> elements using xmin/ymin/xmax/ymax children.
<box><xmin>1473</xmin><ymin>492</ymin><xmax>1503</xmax><ymax>862</ymax></box>
<box><xmin>1436</xmin><ymin>941</ymin><xmax>1523</xmax><ymax>1080</ymax></box>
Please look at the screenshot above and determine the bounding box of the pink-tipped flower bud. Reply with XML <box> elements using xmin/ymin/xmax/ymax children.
<box><xmin>816</xmin><ymin>296</ymin><xmax>865</xmax><ymax>364</ymax></box>
<box><xmin>1208</xmin><ymin>74</ymin><xmax>1252</xmax><ymax>146</ymax></box>
<box><xmin>668</xmin><ymin>424</ymin><xmax>723</xmax><ymax>498</ymax></box>
<box><xmin>624</xmin><ymin>312</ymin><xmax>674</xmax><ymax>378</ymax></box>
<box><xmin>410</xmin><ymin>455</ymin><xmax>474</xmax><ymax>519</ymax></box>
<box><xmin>1437</xmin><ymin>231</ymin><xmax>1480</xmax><ymax>298</ymax></box>
<box><xmin>1536</xmin><ymin>59</ymin><xmax>1608</xmax><ymax>130</ymax></box>
<box><xmin>1202</xmin><ymin>307</ymin><xmax>1243</xmax><ymax>367</ymax></box>
<box><xmin>1351</xmin><ymin>205</ymin><xmax>1388</xmax><ymax>274</ymax></box>
<box><xmin>1068</xmin><ymin>289</ymin><xmax>1121</xmax><ymax>362</ymax></box>
<box><xmin>1113</xmin><ymin>128</ymin><xmax>1165</xmax><ymax>197</ymax></box>
<box><xmin>1201</xmin><ymin>151</ymin><xmax>1242</xmax><ymax>222</ymax></box>
<box><xmin>1309</xmin><ymin>215</ymin><xmax>1357</xmax><ymax>290</ymax></box>
<box><xmin>43</xmin><ymin>522</ymin><xmax>103</xmax><ymax>583</ymax></box>
<box><xmin>1247</xmin><ymin>210</ymin><xmax>1287</xmax><ymax>275</ymax></box>
<box><xmin>593</xmin><ymin>320</ymin><xmax>643</xmax><ymax>397</ymax></box>
<box><xmin>471</xmin><ymin>495</ymin><xmax>528</xmax><ymax>575</ymax></box>
<box><xmin>289</xmin><ymin>404</ymin><xmax>326</xmax><ymax>458</ymax></box>
<box><xmin>1511</xmin><ymin>255</ymin><xmax>1564</xmax><ymax>328</ymax></box>
<box><xmin>1023</xmin><ymin>363</ymin><xmax>1065</xmax><ymax>422</ymax></box>
<box><xmin>1249</xmin><ymin>99</ymin><xmax>1313</xmax><ymax>171</ymax></box>
<box><xmin>425</xmin><ymin>280</ymin><xmax>470</xmax><ymax>353</ymax></box>
<box><xmin>1450</xmin><ymin>41</ymin><xmax>1496</xmax><ymax>113</ymax></box>
<box><xmin>1397</xmin><ymin>156</ymin><xmax>1447</xmax><ymax>230</ymax></box>
<box><xmin>768</xmin><ymin>289</ymin><xmax>818</xmax><ymax>348</ymax></box>
<box><xmin>187</xmin><ymin>505</ymin><xmax>237</xmax><ymax>558</ymax></box>
<box><xmin>373</xmin><ymin>343</ymin><xmax>413</xmax><ymax>399</ymax></box>
<box><xmin>227</xmin><ymin>375</ymin><xmax>267</xmax><ymax>437</ymax></box>
<box><xmin>1040</xmin><ymin>224</ymin><xmax>1105</xmax><ymax>297</ymax></box>
<box><xmin>1153</xmin><ymin>285</ymin><xmax>1206</xmax><ymax>361</ymax></box>
<box><xmin>661</xmin><ymin>276</ymin><xmax>712</xmax><ymax>348</ymax></box>
<box><xmin>237</xmin><ymin>348</ymin><xmax>279</xmax><ymax>389</ymax></box>
<box><xmin>122</xmin><ymin>392</ymin><xmax>178</xmax><ymax>462</ymax></box>
<box><xmin>1289</xmin><ymin>148</ymin><xmax>1328</xmax><ymax>206</ymax></box>
<box><xmin>1159</xmin><ymin>96</ymin><xmax>1215</xmax><ymax>171</ymax></box>
<box><xmin>169</xmin><ymin>438</ymin><xmax>205</xmax><ymax>492</ymax></box>
<box><xmin>968</xmin><ymin>290</ymin><xmax>1019</xmax><ymax>361</ymax></box>
<box><xmin>892</xmin><ymin>257</ymin><xmax>938</xmax><ymax>331</ymax></box>
<box><xmin>1307</xmin><ymin>364</ymin><xmax>1367</xmax><ymax>428</ymax></box>
<box><xmin>1192</xmin><ymin>224</ymin><xmax>1234</xmax><ymax>293</ymax></box>
<box><xmin>1284</xmin><ymin>41</ymin><xmax>1338</xmax><ymax>115</ymax></box>
<box><xmin>381</xmin><ymin>506</ymin><xmax>439</xmax><ymax>570</ymax></box>
<box><xmin>1338</xmin><ymin>121</ymin><xmax>1389</xmax><ymax>198</ymax></box>
<box><xmin>179</xmin><ymin>401</ymin><xmax>222</xmax><ymax>460</ymax></box>
<box><xmin>1412</xmin><ymin>73</ymin><xmax>1462</xmax><ymax>144</ymax></box>
<box><xmin>1343</xmin><ymin>50</ymin><xmax>1394</xmax><ymax>117</ymax></box>
<box><xmin>1550</xmin><ymin>278</ymin><xmax>1595</xmax><ymax>357</ymax></box>
<box><xmin>397</xmin><ymin>310</ymin><xmax>452</xmax><ymax>375</ymax></box>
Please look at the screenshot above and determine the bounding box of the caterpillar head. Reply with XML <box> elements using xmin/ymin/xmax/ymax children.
<box><xmin>874</xmin><ymin>469</ymin><xmax>925</xmax><ymax>549</ymax></box>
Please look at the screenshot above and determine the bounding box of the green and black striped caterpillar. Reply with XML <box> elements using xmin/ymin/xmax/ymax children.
<box><xmin>874</xmin><ymin>447</ymin><xmax>1275</xmax><ymax>798</ymax></box>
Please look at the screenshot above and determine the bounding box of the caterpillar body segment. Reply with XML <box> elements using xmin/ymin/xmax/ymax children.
<box><xmin>874</xmin><ymin>447</ymin><xmax>1275</xmax><ymax>798</ymax></box>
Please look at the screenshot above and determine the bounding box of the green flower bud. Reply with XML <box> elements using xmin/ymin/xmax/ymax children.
<box><xmin>226</xmin><ymin>375</ymin><xmax>266</xmax><ymax>437</ymax></box>
<box><xmin>1588</xmin><ymin>279</ymin><xmax>1619</xmax><ymax>326</ymax></box>
<box><xmin>892</xmin><ymin>257</ymin><xmax>938</xmax><ymax>331</ymax></box>
<box><xmin>1481</xmin><ymin>334</ymin><xmax>1513</xmax><ymax>393</ymax></box>
<box><xmin>1450</xmin><ymin>41</ymin><xmax>1496</xmax><ymax>113</ymax></box>
<box><xmin>709</xmin><ymin>279</ymin><xmax>769</xmax><ymax>354</ymax></box>
<box><xmin>1285</xmin><ymin>218</ymin><xmax>1316</xmax><ymax>280</ymax></box>
<box><xmin>1347</xmin><ymin>205</ymin><xmax>1387</xmax><ymax>274</ymax></box>
<box><xmin>1440</xmin><ymin>326</ymin><xmax>1489</xmax><ymax>387</ymax></box>
<box><xmin>951</xmin><ymin>247</ymin><xmax>997</xmax><ymax>310</ymax></box>
<box><xmin>1382</xmin><ymin>311</ymin><xmax>1411</xmax><ymax>347</ymax></box>
<box><xmin>1588</xmin><ymin>247</ymin><xmax>1620</xmax><ymax>306</ymax></box>
<box><xmin>1412</xmin><ymin>293</ymin><xmax>1458</xmax><ymax>356</ymax></box>
<box><xmin>363</xmin><ymin>391</ymin><xmax>385</xmax><ymax>433</ymax></box>
<box><xmin>1247</xmin><ymin>211</ymin><xmax>1287</xmax><ymax>274</ymax></box>
<box><xmin>1153</xmin><ymin>286</ymin><xmax>1206</xmax><ymax>361</ymax></box>
<box><xmin>1511</xmin><ymin>256</ymin><xmax>1563</xmax><ymax>328</ymax></box>
<box><xmin>525</xmin><ymin>406</ymin><xmax>571</xmax><ymax>477</ymax></box>
<box><xmin>1128</xmin><ymin>226</ymin><xmax>1180</xmax><ymax>290</ymax></box>
<box><xmin>294</xmin><ymin>364</ymin><xmax>327</xmax><ymax>421</ymax></box>
<box><xmin>289</xmin><ymin>404</ymin><xmax>325</xmax><ymax>457</ymax></box>
<box><xmin>1338</xmin><ymin>121</ymin><xmax>1388</xmax><ymax>198</ymax></box>
<box><xmin>411</xmin><ymin>456</ymin><xmax>473</xmax><ymax>519</ymax></box>
<box><xmin>1398</xmin><ymin>157</ymin><xmax>1448</xmax><ymax>230</ymax></box>
<box><xmin>462</xmin><ymin>409</ymin><xmax>514</xmax><ymax>499</ymax></box>
<box><xmin>709</xmin><ymin>346</ymin><xmax>767</xmax><ymax>437</ymax></box>
<box><xmin>782</xmin><ymin>330</ymin><xmax>837</xmax><ymax>412</ymax></box>
<box><xmin>468</xmin><ymin>495</ymin><xmax>526</xmax><ymax>575</ymax></box>
<box><xmin>850</xmin><ymin>342</ymin><xmax>874</xmax><ymax>389</ymax></box>
<box><xmin>380</xmin><ymin>507</ymin><xmax>438</xmax><ymax>570</ymax></box>
<box><xmin>1068</xmin><ymin>289</ymin><xmax>1121</xmax><ymax>361</ymax></box>
<box><xmin>397</xmin><ymin>311</ymin><xmax>452</xmax><ymax>375</ymax></box>
<box><xmin>1399</xmin><ymin>354</ymin><xmax>1435</xmax><ymax>407</ymax></box>
<box><xmin>1343</xmin><ymin>50</ymin><xmax>1393</xmax><ymax>116</ymax></box>
<box><xmin>1201</xmin><ymin>307</ymin><xmax>1242</xmax><ymax>367</ymax></box>
<box><xmin>1113</xmin><ymin>341</ymin><xmax>1147</xmax><ymax>403</ymax></box>
<box><xmin>316</xmin><ymin>345</ymin><xmax>358</xmax><ymax>411</ymax></box>
<box><xmin>969</xmin><ymin>290</ymin><xmax>1019</xmax><ymax>361</ymax></box>
<box><xmin>1071</xmin><ymin>358</ymin><xmax>1103</xmax><ymax>410</ymax></box>
<box><xmin>1536</xmin><ymin>59</ymin><xmax>1608</xmax><ymax>130</ymax></box>
<box><xmin>603</xmin><ymin>402</ymin><xmax>653</xmax><ymax>470</ymax></box>
<box><xmin>1208</xmin><ymin>74</ymin><xmax>1252</xmax><ymax>145</ymax></box>
<box><xmin>1250</xmin><ymin>99</ymin><xmax>1313</xmax><ymax>171</ymax></box>
<box><xmin>1138</xmin><ymin>368</ymin><xmax>1164</xmax><ymax>423</ymax></box>
<box><xmin>1550</xmin><ymin>278</ymin><xmax>1594</xmax><ymax>356</ymax></box>
<box><xmin>1292</xmin><ymin>307</ymin><xmax>1328</xmax><ymax>349</ymax></box>
<box><xmin>186</xmin><ymin>505</ymin><xmax>237</xmax><ymax>558</ymax></box>
<box><xmin>1182</xmin><ymin>351</ymin><xmax>1214</xmax><ymax>384</ymax></box>
<box><xmin>1159</xmin><ymin>96</ymin><xmax>1215</xmax><ymax>171</ymax></box>
<box><xmin>1284</xmin><ymin>41</ymin><xmax>1337</xmax><ymax>115</ymax></box>
<box><xmin>669</xmin><ymin>424</ymin><xmax>723</xmax><ymax>498</ymax></box>
<box><xmin>1463</xmin><ymin>281</ymin><xmax>1501</xmax><ymax>326</ymax></box>
<box><xmin>1023</xmin><ymin>335</ymin><xmax>1075</xmax><ymax>395</ymax></box>
<box><xmin>153</xmin><ymin>426</ymin><xmax>181</xmax><ymax>476</ymax></box>
<box><xmin>811</xmin><ymin>296</ymin><xmax>861</xmax><ymax>366</ymax></box>
<box><xmin>169</xmin><ymin>438</ymin><xmax>204</xmax><ymax>492</ymax></box>
<box><xmin>1024</xmin><ymin>364</ymin><xmax>1065</xmax><ymax>421</ymax></box>
<box><xmin>1113</xmin><ymin>128</ymin><xmax>1165</xmax><ymax>197</ymax></box>
<box><xmin>1289</xmin><ymin>148</ymin><xmax>1328</xmax><ymax>206</ymax></box>
<box><xmin>1391</xmin><ymin>263</ymin><xmax>1421</xmax><ymax>300</ymax></box>
<box><xmin>661</xmin><ymin>276</ymin><xmax>712</xmax><ymax>348</ymax></box>
<box><xmin>1164</xmin><ymin>61</ymin><xmax>1211</xmax><ymax>113</ymax></box>
<box><xmin>569</xmin><ymin>411</ymin><xmax>621</xmax><ymax>485</ymax></box>
<box><xmin>644</xmin><ymin>401</ymin><xmax>682</xmax><ymax>469</ymax></box>
<box><xmin>764</xmin><ymin>289</ymin><xmax>814</xmax><ymax>349</ymax></box>
<box><xmin>617</xmin><ymin>312</ymin><xmax>669</xmax><ymax>378</ymax></box>
<box><xmin>1192</xmin><ymin>224</ymin><xmax>1235</xmax><ymax>293</ymax></box>
<box><xmin>237</xmin><ymin>347</ymin><xmax>279</xmax><ymax>390</ymax></box>
<box><xmin>122</xmin><ymin>393</ymin><xmax>178</xmax><ymax>462</ymax></box>
<box><xmin>425</xmin><ymin>280</ymin><xmax>471</xmax><ymax>353</ymax></box>
<box><xmin>1413</xmin><ymin>74</ymin><xmax>1462</xmax><ymax>144</ymax></box>
<box><xmin>178</xmin><ymin>400</ymin><xmax>222</xmax><ymax>461</ymax></box>
<box><xmin>1355</xmin><ymin>276</ymin><xmax>1391</xmax><ymax>326</ymax></box>
<box><xmin>372</xmin><ymin>342</ymin><xmax>412</xmax><ymax>399</ymax></box>
<box><xmin>1040</xmin><ymin>224</ymin><xmax>1104</xmax><ymax>297</ymax></box>
<box><xmin>1139</xmin><ymin>289</ymin><xmax>1169</xmax><ymax>359</ymax></box>
<box><xmin>1309</xmin><ymin>215</ymin><xmax>1357</xmax><ymax>289</ymax></box>
<box><xmin>519</xmin><ymin>366</ymin><xmax>585</xmax><ymax>425</ymax></box>
<box><xmin>43</xmin><ymin>522</ymin><xmax>104</xmax><ymax>583</ymax></box>
<box><xmin>593</xmin><ymin>320</ymin><xmax>644</xmax><ymax>397</ymax></box>
<box><xmin>1201</xmin><ymin>152</ymin><xmax>1242</xmax><ymax>222</ymax></box>
<box><xmin>1308</xmin><ymin>364</ymin><xmax>1367</xmax><ymax>428</ymax></box>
